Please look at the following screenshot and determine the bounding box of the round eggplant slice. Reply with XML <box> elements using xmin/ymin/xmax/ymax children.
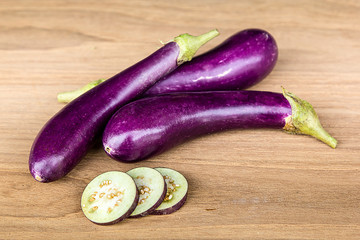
<box><xmin>126</xmin><ymin>167</ymin><xmax>166</xmax><ymax>217</ymax></box>
<box><xmin>152</xmin><ymin>168</ymin><xmax>188</xmax><ymax>215</ymax></box>
<box><xmin>81</xmin><ymin>171</ymin><xmax>139</xmax><ymax>225</ymax></box>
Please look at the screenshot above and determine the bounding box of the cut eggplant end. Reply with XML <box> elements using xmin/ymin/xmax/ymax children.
<box><xmin>104</xmin><ymin>146</ymin><xmax>112</xmax><ymax>154</ymax></box>
<box><xmin>81</xmin><ymin>171</ymin><xmax>138</xmax><ymax>225</ymax></box>
<box><xmin>126</xmin><ymin>167</ymin><xmax>166</xmax><ymax>217</ymax></box>
<box><xmin>34</xmin><ymin>174</ymin><xmax>45</xmax><ymax>182</ymax></box>
<box><xmin>151</xmin><ymin>168</ymin><xmax>188</xmax><ymax>215</ymax></box>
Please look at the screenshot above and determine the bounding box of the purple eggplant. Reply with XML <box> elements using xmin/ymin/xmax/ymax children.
<box><xmin>144</xmin><ymin>28</ymin><xmax>278</xmax><ymax>96</ymax></box>
<box><xmin>29</xmin><ymin>30</ymin><xmax>219</xmax><ymax>182</ymax></box>
<box><xmin>57</xmin><ymin>29</ymin><xmax>278</xmax><ymax>103</ymax></box>
<box><xmin>103</xmin><ymin>88</ymin><xmax>337</xmax><ymax>162</ymax></box>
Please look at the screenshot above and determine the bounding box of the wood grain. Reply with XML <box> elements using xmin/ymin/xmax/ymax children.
<box><xmin>0</xmin><ymin>0</ymin><xmax>359</xmax><ymax>239</ymax></box>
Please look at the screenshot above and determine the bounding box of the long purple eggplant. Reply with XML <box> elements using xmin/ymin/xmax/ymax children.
<box><xmin>29</xmin><ymin>30</ymin><xmax>219</xmax><ymax>182</ymax></box>
<box><xmin>57</xmin><ymin>29</ymin><xmax>278</xmax><ymax>103</ymax></box>
<box><xmin>102</xmin><ymin>88</ymin><xmax>337</xmax><ymax>162</ymax></box>
<box><xmin>144</xmin><ymin>28</ymin><xmax>278</xmax><ymax>96</ymax></box>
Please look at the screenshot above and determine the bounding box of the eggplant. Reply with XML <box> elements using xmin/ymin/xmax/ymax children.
<box><xmin>29</xmin><ymin>30</ymin><xmax>219</xmax><ymax>182</ymax></box>
<box><xmin>103</xmin><ymin>88</ymin><xmax>337</xmax><ymax>162</ymax></box>
<box><xmin>151</xmin><ymin>168</ymin><xmax>188</xmax><ymax>215</ymax></box>
<box><xmin>126</xmin><ymin>167</ymin><xmax>166</xmax><ymax>218</ymax></box>
<box><xmin>81</xmin><ymin>171</ymin><xmax>139</xmax><ymax>225</ymax></box>
<box><xmin>144</xmin><ymin>28</ymin><xmax>278</xmax><ymax>96</ymax></box>
<box><xmin>57</xmin><ymin>29</ymin><xmax>278</xmax><ymax>103</ymax></box>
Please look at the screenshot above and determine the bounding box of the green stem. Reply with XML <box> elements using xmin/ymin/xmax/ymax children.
<box><xmin>282</xmin><ymin>87</ymin><xmax>337</xmax><ymax>148</ymax></box>
<box><xmin>173</xmin><ymin>29</ymin><xmax>219</xmax><ymax>65</ymax></box>
<box><xmin>57</xmin><ymin>79</ymin><xmax>106</xmax><ymax>103</ymax></box>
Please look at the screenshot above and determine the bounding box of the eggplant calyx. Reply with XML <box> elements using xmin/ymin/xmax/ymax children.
<box><xmin>173</xmin><ymin>29</ymin><xmax>219</xmax><ymax>65</ymax></box>
<box><xmin>282</xmin><ymin>87</ymin><xmax>337</xmax><ymax>148</ymax></box>
<box><xmin>57</xmin><ymin>79</ymin><xmax>106</xmax><ymax>103</ymax></box>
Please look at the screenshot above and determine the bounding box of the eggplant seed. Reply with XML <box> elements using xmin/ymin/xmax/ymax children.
<box><xmin>163</xmin><ymin>175</ymin><xmax>179</xmax><ymax>202</ymax></box>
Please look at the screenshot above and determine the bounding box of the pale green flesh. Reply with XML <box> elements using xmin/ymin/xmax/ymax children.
<box><xmin>126</xmin><ymin>167</ymin><xmax>165</xmax><ymax>216</ymax></box>
<box><xmin>154</xmin><ymin>168</ymin><xmax>188</xmax><ymax>211</ymax></box>
<box><xmin>81</xmin><ymin>171</ymin><xmax>137</xmax><ymax>224</ymax></box>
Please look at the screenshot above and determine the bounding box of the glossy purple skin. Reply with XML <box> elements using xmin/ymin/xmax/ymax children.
<box><xmin>29</xmin><ymin>42</ymin><xmax>180</xmax><ymax>182</ymax></box>
<box><xmin>143</xmin><ymin>29</ymin><xmax>278</xmax><ymax>96</ymax></box>
<box><xmin>102</xmin><ymin>91</ymin><xmax>292</xmax><ymax>162</ymax></box>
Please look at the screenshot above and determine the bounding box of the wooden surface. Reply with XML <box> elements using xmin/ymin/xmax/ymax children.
<box><xmin>0</xmin><ymin>0</ymin><xmax>359</xmax><ymax>239</ymax></box>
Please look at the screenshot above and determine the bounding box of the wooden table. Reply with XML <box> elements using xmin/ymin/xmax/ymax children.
<box><xmin>1</xmin><ymin>0</ymin><xmax>359</xmax><ymax>239</ymax></box>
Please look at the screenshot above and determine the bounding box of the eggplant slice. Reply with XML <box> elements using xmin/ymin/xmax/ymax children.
<box><xmin>127</xmin><ymin>167</ymin><xmax>166</xmax><ymax>217</ymax></box>
<box><xmin>152</xmin><ymin>168</ymin><xmax>188</xmax><ymax>215</ymax></box>
<box><xmin>81</xmin><ymin>171</ymin><xmax>139</xmax><ymax>225</ymax></box>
